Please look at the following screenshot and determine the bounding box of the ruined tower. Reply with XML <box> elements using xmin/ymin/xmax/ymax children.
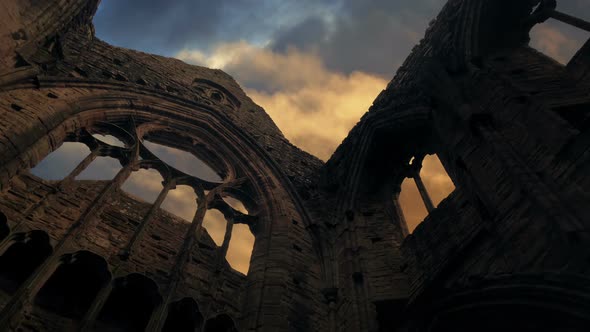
<box><xmin>0</xmin><ymin>0</ymin><xmax>588</xmax><ymax>331</ymax></box>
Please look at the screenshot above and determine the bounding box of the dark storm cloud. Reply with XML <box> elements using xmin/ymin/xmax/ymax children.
<box><xmin>93</xmin><ymin>0</ymin><xmax>285</xmax><ymax>56</ymax></box>
<box><xmin>94</xmin><ymin>0</ymin><xmax>444</xmax><ymax>73</ymax></box>
<box><xmin>271</xmin><ymin>0</ymin><xmax>446</xmax><ymax>78</ymax></box>
<box><xmin>270</xmin><ymin>0</ymin><xmax>590</xmax><ymax>77</ymax></box>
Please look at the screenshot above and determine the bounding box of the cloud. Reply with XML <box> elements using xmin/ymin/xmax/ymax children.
<box><xmin>93</xmin><ymin>0</ymin><xmax>336</xmax><ymax>56</ymax></box>
<box><xmin>530</xmin><ymin>19</ymin><xmax>587</xmax><ymax>64</ymax></box>
<box><xmin>399</xmin><ymin>155</ymin><xmax>455</xmax><ymax>233</ymax></box>
<box><xmin>270</xmin><ymin>0</ymin><xmax>446</xmax><ymax>78</ymax></box>
<box><xmin>77</xmin><ymin>157</ymin><xmax>122</xmax><ymax>180</ymax></box>
<box><xmin>227</xmin><ymin>224</ymin><xmax>255</xmax><ymax>274</ymax></box>
<box><xmin>177</xmin><ymin>41</ymin><xmax>387</xmax><ymax>160</ymax></box>
<box><xmin>177</xmin><ymin>41</ymin><xmax>456</xmax><ymax>237</ymax></box>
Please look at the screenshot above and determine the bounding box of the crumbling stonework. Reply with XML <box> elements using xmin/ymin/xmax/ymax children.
<box><xmin>0</xmin><ymin>0</ymin><xmax>588</xmax><ymax>331</ymax></box>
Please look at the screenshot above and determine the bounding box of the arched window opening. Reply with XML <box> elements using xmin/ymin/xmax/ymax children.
<box><xmin>97</xmin><ymin>273</ymin><xmax>161</xmax><ymax>331</ymax></box>
<box><xmin>529</xmin><ymin>18</ymin><xmax>588</xmax><ymax>65</ymax></box>
<box><xmin>162</xmin><ymin>298</ymin><xmax>204</xmax><ymax>332</ymax></box>
<box><xmin>204</xmin><ymin>314</ymin><xmax>237</xmax><ymax>332</ymax></box>
<box><xmin>226</xmin><ymin>224</ymin><xmax>255</xmax><ymax>275</ymax></box>
<box><xmin>397</xmin><ymin>154</ymin><xmax>455</xmax><ymax>234</ymax></box>
<box><xmin>30</xmin><ymin>142</ymin><xmax>90</xmax><ymax>180</ymax></box>
<box><xmin>222</xmin><ymin>196</ymin><xmax>248</xmax><ymax>215</ymax></box>
<box><xmin>121</xmin><ymin>168</ymin><xmax>165</xmax><ymax>204</ymax></box>
<box><xmin>75</xmin><ymin>157</ymin><xmax>122</xmax><ymax>180</ymax></box>
<box><xmin>92</xmin><ymin>133</ymin><xmax>126</xmax><ymax>148</ymax></box>
<box><xmin>0</xmin><ymin>211</ymin><xmax>9</xmax><ymax>241</ymax></box>
<box><xmin>35</xmin><ymin>251</ymin><xmax>110</xmax><ymax>318</ymax></box>
<box><xmin>0</xmin><ymin>231</ymin><xmax>52</xmax><ymax>293</ymax></box>
<box><xmin>161</xmin><ymin>185</ymin><xmax>198</xmax><ymax>222</ymax></box>
<box><xmin>142</xmin><ymin>140</ymin><xmax>223</xmax><ymax>183</ymax></box>
<box><xmin>202</xmin><ymin>209</ymin><xmax>227</xmax><ymax>246</ymax></box>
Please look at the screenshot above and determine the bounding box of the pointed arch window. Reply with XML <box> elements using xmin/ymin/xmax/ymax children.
<box><xmin>0</xmin><ymin>231</ymin><xmax>52</xmax><ymax>293</ymax></box>
<box><xmin>395</xmin><ymin>154</ymin><xmax>455</xmax><ymax>234</ymax></box>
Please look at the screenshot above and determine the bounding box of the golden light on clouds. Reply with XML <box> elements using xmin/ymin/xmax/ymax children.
<box><xmin>201</xmin><ymin>209</ymin><xmax>227</xmax><ymax>246</ymax></box>
<box><xmin>226</xmin><ymin>224</ymin><xmax>255</xmax><ymax>275</ymax></box>
<box><xmin>29</xmin><ymin>38</ymin><xmax>459</xmax><ymax>277</ymax></box>
<box><xmin>247</xmin><ymin>73</ymin><xmax>386</xmax><ymax>160</ymax></box>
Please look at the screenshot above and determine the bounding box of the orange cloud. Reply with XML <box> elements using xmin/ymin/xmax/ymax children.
<box><xmin>226</xmin><ymin>224</ymin><xmax>255</xmax><ymax>275</ymax></box>
<box><xmin>161</xmin><ymin>185</ymin><xmax>198</xmax><ymax>222</ymax></box>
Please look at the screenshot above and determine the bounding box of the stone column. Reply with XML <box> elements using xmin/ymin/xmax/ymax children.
<box><xmin>410</xmin><ymin>157</ymin><xmax>435</xmax><ymax>212</ymax></box>
<box><xmin>144</xmin><ymin>187</ymin><xmax>207</xmax><ymax>332</ymax></box>
<box><xmin>119</xmin><ymin>178</ymin><xmax>176</xmax><ymax>259</ymax></box>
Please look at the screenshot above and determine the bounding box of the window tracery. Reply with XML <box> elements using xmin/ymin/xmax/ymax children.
<box><xmin>26</xmin><ymin>116</ymin><xmax>259</xmax><ymax>275</ymax></box>
<box><xmin>396</xmin><ymin>154</ymin><xmax>455</xmax><ymax>234</ymax></box>
<box><xmin>35</xmin><ymin>250</ymin><xmax>111</xmax><ymax>318</ymax></box>
<box><xmin>527</xmin><ymin>1</ymin><xmax>589</xmax><ymax>64</ymax></box>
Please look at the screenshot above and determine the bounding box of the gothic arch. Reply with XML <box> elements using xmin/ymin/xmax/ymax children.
<box><xmin>0</xmin><ymin>81</ymin><xmax>326</xmax><ymax>274</ymax></box>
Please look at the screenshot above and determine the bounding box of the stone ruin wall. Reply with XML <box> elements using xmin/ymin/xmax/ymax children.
<box><xmin>0</xmin><ymin>0</ymin><xmax>589</xmax><ymax>331</ymax></box>
<box><xmin>0</xmin><ymin>1</ymin><xmax>328</xmax><ymax>331</ymax></box>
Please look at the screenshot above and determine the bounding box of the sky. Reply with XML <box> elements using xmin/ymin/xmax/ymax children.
<box><xmin>31</xmin><ymin>0</ymin><xmax>590</xmax><ymax>273</ymax></box>
<box><xmin>92</xmin><ymin>0</ymin><xmax>590</xmax><ymax>161</ymax></box>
